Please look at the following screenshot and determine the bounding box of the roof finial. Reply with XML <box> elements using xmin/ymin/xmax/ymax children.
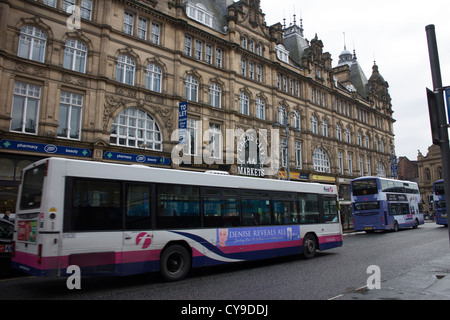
<box><xmin>343</xmin><ymin>32</ymin><xmax>347</xmax><ymax>50</ymax></box>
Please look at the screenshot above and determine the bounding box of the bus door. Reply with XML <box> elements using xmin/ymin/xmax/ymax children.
<box><xmin>322</xmin><ymin>196</ymin><xmax>341</xmax><ymax>234</ymax></box>
<box><xmin>121</xmin><ymin>184</ymin><xmax>154</xmax><ymax>275</ymax></box>
<box><xmin>62</xmin><ymin>178</ymin><xmax>124</xmax><ymax>275</ymax></box>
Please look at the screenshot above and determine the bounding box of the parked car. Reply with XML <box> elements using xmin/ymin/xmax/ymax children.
<box><xmin>0</xmin><ymin>218</ymin><xmax>14</xmax><ymax>276</ymax></box>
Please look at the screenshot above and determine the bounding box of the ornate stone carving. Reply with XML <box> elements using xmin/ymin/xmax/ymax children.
<box><xmin>15</xmin><ymin>63</ymin><xmax>45</xmax><ymax>77</ymax></box>
<box><xmin>103</xmin><ymin>95</ymin><xmax>133</xmax><ymax>131</ymax></box>
<box><xmin>62</xmin><ymin>74</ymin><xmax>87</xmax><ymax>87</ymax></box>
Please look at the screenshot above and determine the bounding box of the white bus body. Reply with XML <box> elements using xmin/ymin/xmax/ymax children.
<box><xmin>13</xmin><ymin>158</ymin><xmax>342</xmax><ymax>281</ymax></box>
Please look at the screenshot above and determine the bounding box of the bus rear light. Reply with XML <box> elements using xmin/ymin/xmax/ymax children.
<box><xmin>37</xmin><ymin>244</ymin><xmax>42</xmax><ymax>264</ymax></box>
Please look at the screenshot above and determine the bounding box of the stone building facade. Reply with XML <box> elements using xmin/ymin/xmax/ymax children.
<box><xmin>0</xmin><ymin>0</ymin><xmax>396</xmax><ymax>213</ymax></box>
<box><xmin>418</xmin><ymin>145</ymin><xmax>443</xmax><ymax>213</ymax></box>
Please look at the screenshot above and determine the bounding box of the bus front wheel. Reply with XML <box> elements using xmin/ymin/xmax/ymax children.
<box><xmin>160</xmin><ymin>244</ymin><xmax>191</xmax><ymax>282</ymax></box>
<box><xmin>302</xmin><ymin>233</ymin><xmax>317</xmax><ymax>259</ymax></box>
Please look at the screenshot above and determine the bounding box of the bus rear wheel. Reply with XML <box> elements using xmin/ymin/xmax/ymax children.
<box><xmin>302</xmin><ymin>233</ymin><xmax>317</xmax><ymax>259</ymax></box>
<box><xmin>393</xmin><ymin>221</ymin><xmax>399</xmax><ymax>232</ymax></box>
<box><xmin>160</xmin><ymin>244</ymin><xmax>191</xmax><ymax>282</ymax></box>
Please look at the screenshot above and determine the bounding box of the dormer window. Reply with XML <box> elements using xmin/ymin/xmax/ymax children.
<box><xmin>187</xmin><ymin>2</ymin><xmax>213</xmax><ymax>27</ymax></box>
<box><xmin>276</xmin><ymin>44</ymin><xmax>289</xmax><ymax>63</ymax></box>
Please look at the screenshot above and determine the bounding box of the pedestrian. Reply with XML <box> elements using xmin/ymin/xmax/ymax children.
<box><xmin>2</xmin><ymin>211</ymin><xmax>10</xmax><ymax>220</ymax></box>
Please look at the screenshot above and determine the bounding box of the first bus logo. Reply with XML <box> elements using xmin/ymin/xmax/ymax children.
<box><xmin>136</xmin><ymin>232</ymin><xmax>152</xmax><ymax>249</ymax></box>
<box><xmin>323</xmin><ymin>186</ymin><xmax>334</xmax><ymax>193</ymax></box>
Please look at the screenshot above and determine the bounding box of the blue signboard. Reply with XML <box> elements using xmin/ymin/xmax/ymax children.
<box><xmin>391</xmin><ymin>163</ymin><xmax>398</xmax><ymax>179</ymax></box>
<box><xmin>178</xmin><ymin>101</ymin><xmax>188</xmax><ymax>145</ymax></box>
<box><xmin>0</xmin><ymin>139</ymin><xmax>91</xmax><ymax>157</ymax></box>
<box><xmin>104</xmin><ymin>151</ymin><xmax>170</xmax><ymax>166</ymax></box>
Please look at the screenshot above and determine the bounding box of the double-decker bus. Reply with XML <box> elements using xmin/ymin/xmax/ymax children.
<box><xmin>12</xmin><ymin>158</ymin><xmax>343</xmax><ymax>281</ymax></box>
<box><xmin>433</xmin><ymin>180</ymin><xmax>448</xmax><ymax>226</ymax></box>
<box><xmin>351</xmin><ymin>177</ymin><xmax>424</xmax><ymax>232</ymax></box>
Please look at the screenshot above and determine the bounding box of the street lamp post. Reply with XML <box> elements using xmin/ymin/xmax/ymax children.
<box><xmin>273</xmin><ymin>107</ymin><xmax>300</xmax><ymax>181</ymax></box>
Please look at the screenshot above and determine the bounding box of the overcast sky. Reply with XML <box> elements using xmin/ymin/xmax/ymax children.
<box><xmin>260</xmin><ymin>0</ymin><xmax>450</xmax><ymax>160</ymax></box>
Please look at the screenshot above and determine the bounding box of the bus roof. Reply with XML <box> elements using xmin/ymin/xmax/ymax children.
<box><xmin>351</xmin><ymin>176</ymin><xmax>418</xmax><ymax>186</ymax></box>
<box><xmin>27</xmin><ymin>158</ymin><xmax>337</xmax><ymax>195</ymax></box>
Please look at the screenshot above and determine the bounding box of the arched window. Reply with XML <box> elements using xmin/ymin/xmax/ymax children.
<box><xmin>256</xmin><ymin>97</ymin><xmax>265</xmax><ymax>120</ymax></box>
<box><xmin>311</xmin><ymin>116</ymin><xmax>318</xmax><ymax>134</ymax></box>
<box><xmin>425</xmin><ymin>168</ymin><xmax>431</xmax><ymax>181</ymax></box>
<box><xmin>209</xmin><ymin>83</ymin><xmax>222</xmax><ymax>108</ymax></box>
<box><xmin>313</xmin><ymin>148</ymin><xmax>330</xmax><ymax>173</ymax></box>
<box><xmin>293</xmin><ymin>112</ymin><xmax>301</xmax><ymax>130</ymax></box>
<box><xmin>278</xmin><ymin>107</ymin><xmax>286</xmax><ymax>125</ymax></box>
<box><xmin>63</xmin><ymin>39</ymin><xmax>87</xmax><ymax>73</ymax></box>
<box><xmin>116</xmin><ymin>54</ymin><xmax>135</xmax><ymax>85</ymax></box>
<box><xmin>241</xmin><ymin>36</ymin><xmax>248</xmax><ymax>49</ymax></box>
<box><xmin>377</xmin><ymin>162</ymin><xmax>386</xmax><ymax>178</ymax></box>
<box><xmin>185</xmin><ymin>75</ymin><xmax>198</xmax><ymax>102</ymax></box>
<box><xmin>110</xmin><ymin>108</ymin><xmax>162</xmax><ymax>151</ymax></box>
<box><xmin>145</xmin><ymin>63</ymin><xmax>162</xmax><ymax>93</ymax></box>
<box><xmin>239</xmin><ymin>92</ymin><xmax>249</xmax><ymax>115</ymax></box>
<box><xmin>336</xmin><ymin>124</ymin><xmax>342</xmax><ymax>141</ymax></box>
<box><xmin>18</xmin><ymin>26</ymin><xmax>47</xmax><ymax>62</ymax></box>
<box><xmin>322</xmin><ymin>119</ymin><xmax>328</xmax><ymax>137</ymax></box>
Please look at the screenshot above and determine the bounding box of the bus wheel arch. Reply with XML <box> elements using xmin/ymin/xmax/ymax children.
<box><xmin>393</xmin><ymin>221</ymin><xmax>399</xmax><ymax>232</ymax></box>
<box><xmin>302</xmin><ymin>233</ymin><xmax>318</xmax><ymax>259</ymax></box>
<box><xmin>412</xmin><ymin>219</ymin><xmax>419</xmax><ymax>229</ymax></box>
<box><xmin>160</xmin><ymin>241</ymin><xmax>192</xmax><ymax>282</ymax></box>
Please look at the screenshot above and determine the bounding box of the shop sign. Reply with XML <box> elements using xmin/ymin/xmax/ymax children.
<box><xmin>279</xmin><ymin>171</ymin><xmax>309</xmax><ymax>180</ymax></box>
<box><xmin>104</xmin><ymin>151</ymin><xmax>170</xmax><ymax>166</ymax></box>
<box><xmin>312</xmin><ymin>175</ymin><xmax>336</xmax><ymax>183</ymax></box>
<box><xmin>0</xmin><ymin>139</ymin><xmax>91</xmax><ymax>157</ymax></box>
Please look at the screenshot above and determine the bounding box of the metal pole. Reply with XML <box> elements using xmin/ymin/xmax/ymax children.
<box><xmin>426</xmin><ymin>24</ymin><xmax>450</xmax><ymax>244</ymax></box>
<box><xmin>286</xmin><ymin>122</ymin><xmax>290</xmax><ymax>181</ymax></box>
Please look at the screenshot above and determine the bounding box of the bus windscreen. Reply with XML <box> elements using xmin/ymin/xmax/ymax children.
<box><xmin>352</xmin><ymin>179</ymin><xmax>378</xmax><ymax>196</ymax></box>
<box><xmin>20</xmin><ymin>164</ymin><xmax>46</xmax><ymax>210</ymax></box>
<box><xmin>435</xmin><ymin>182</ymin><xmax>445</xmax><ymax>195</ymax></box>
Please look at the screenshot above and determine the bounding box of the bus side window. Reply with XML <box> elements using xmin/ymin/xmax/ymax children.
<box><xmin>126</xmin><ymin>184</ymin><xmax>151</xmax><ymax>230</ymax></box>
<box><xmin>156</xmin><ymin>184</ymin><xmax>200</xmax><ymax>229</ymax></box>
<box><xmin>67</xmin><ymin>179</ymin><xmax>122</xmax><ymax>231</ymax></box>
<box><xmin>323</xmin><ymin>198</ymin><xmax>338</xmax><ymax>223</ymax></box>
<box><xmin>299</xmin><ymin>194</ymin><xmax>319</xmax><ymax>224</ymax></box>
<box><xmin>273</xmin><ymin>200</ymin><xmax>298</xmax><ymax>225</ymax></box>
<box><xmin>241</xmin><ymin>198</ymin><xmax>271</xmax><ymax>226</ymax></box>
<box><xmin>203</xmin><ymin>197</ymin><xmax>240</xmax><ymax>228</ymax></box>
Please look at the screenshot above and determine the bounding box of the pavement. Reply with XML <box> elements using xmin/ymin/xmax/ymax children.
<box><xmin>335</xmin><ymin>230</ymin><xmax>450</xmax><ymax>300</ymax></box>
